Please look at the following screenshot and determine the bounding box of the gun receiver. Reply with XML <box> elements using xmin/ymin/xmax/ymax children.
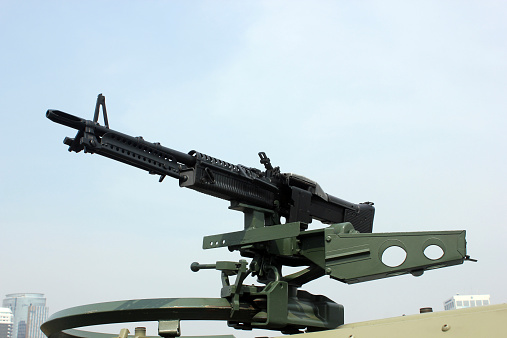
<box><xmin>47</xmin><ymin>103</ymin><xmax>375</xmax><ymax>233</ymax></box>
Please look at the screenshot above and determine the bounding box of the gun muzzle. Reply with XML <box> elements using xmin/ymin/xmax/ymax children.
<box><xmin>47</xmin><ymin>110</ymin><xmax>90</xmax><ymax>131</ymax></box>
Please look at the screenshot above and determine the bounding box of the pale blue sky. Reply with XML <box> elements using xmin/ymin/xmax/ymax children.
<box><xmin>1</xmin><ymin>1</ymin><xmax>506</xmax><ymax>337</ymax></box>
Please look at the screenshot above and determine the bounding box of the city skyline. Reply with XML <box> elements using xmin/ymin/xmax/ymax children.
<box><xmin>2</xmin><ymin>294</ymin><xmax>48</xmax><ymax>338</ymax></box>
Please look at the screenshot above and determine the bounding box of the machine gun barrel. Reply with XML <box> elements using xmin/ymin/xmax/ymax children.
<box><xmin>47</xmin><ymin>109</ymin><xmax>196</xmax><ymax>179</ymax></box>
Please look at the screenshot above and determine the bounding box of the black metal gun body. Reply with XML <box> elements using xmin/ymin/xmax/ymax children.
<box><xmin>47</xmin><ymin>110</ymin><xmax>375</xmax><ymax>233</ymax></box>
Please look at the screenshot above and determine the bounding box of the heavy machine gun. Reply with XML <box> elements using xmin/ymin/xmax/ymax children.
<box><xmin>46</xmin><ymin>94</ymin><xmax>374</xmax><ymax>233</ymax></box>
<box><xmin>42</xmin><ymin>95</ymin><xmax>471</xmax><ymax>338</ymax></box>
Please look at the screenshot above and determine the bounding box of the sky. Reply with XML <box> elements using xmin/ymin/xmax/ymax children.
<box><xmin>1</xmin><ymin>0</ymin><xmax>506</xmax><ymax>337</ymax></box>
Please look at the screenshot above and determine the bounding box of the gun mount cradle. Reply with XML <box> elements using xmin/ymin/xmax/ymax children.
<box><xmin>42</xmin><ymin>95</ymin><xmax>473</xmax><ymax>338</ymax></box>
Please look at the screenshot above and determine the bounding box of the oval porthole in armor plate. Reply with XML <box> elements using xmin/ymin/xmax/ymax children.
<box><xmin>423</xmin><ymin>244</ymin><xmax>444</xmax><ymax>260</ymax></box>
<box><xmin>381</xmin><ymin>246</ymin><xmax>407</xmax><ymax>267</ymax></box>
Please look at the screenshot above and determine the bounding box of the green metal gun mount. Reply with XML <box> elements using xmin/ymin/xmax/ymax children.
<box><xmin>41</xmin><ymin>95</ymin><xmax>474</xmax><ymax>338</ymax></box>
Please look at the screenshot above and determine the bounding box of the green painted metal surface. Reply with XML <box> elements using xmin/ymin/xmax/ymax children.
<box><xmin>41</xmin><ymin>298</ymin><xmax>254</xmax><ymax>336</ymax></box>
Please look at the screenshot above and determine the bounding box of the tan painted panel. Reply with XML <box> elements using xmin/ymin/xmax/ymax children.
<box><xmin>293</xmin><ymin>304</ymin><xmax>507</xmax><ymax>338</ymax></box>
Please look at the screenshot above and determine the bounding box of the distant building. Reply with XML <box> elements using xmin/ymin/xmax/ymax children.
<box><xmin>443</xmin><ymin>294</ymin><xmax>491</xmax><ymax>311</ymax></box>
<box><xmin>25</xmin><ymin>305</ymin><xmax>47</xmax><ymax>338</ymax></box>
<box><xmin>0</xmin><ymin>307</ymin><xmax>13</xmax><ymax>338</ymax></box>
<box><xmin>2</xmin><ymin>294</ymin><xmax>48</xmax><ymax>338</ymax></box>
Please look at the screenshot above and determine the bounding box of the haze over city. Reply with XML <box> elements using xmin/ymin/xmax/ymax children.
<box><xmin>1</xmin><ymin>1</ymin><xmax>506</xmax><ymax>337</ymax></box>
